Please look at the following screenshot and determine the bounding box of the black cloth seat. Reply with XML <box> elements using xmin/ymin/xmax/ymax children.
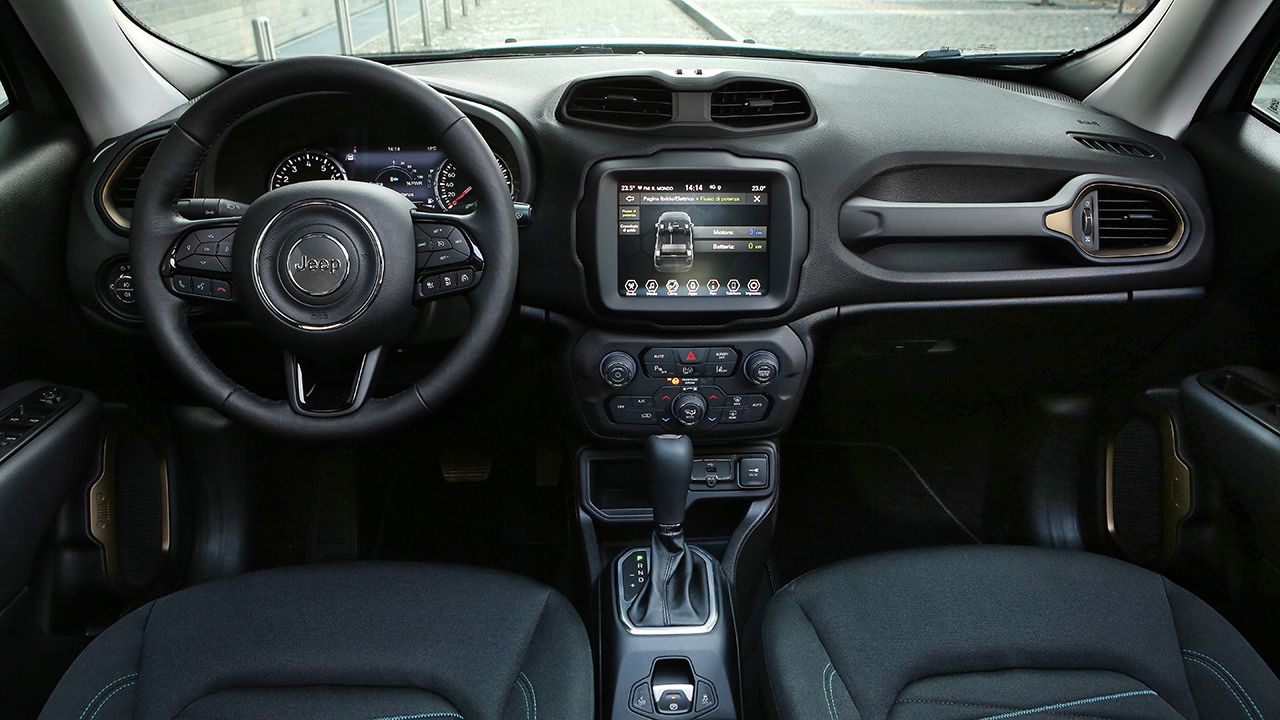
<box><xmin>38</xmin><ymin>563</ymin><xmax>592</xmax><ymax>720</ymax></box>
<box><xmin>763</xmin><ymin>545</ymin><xmax>1280</xmax><ymax>720</ymax></box>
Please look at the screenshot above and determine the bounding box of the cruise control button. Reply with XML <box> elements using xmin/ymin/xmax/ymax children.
<box><xmin>414</xmin><ymin>223</ymin><xmax>453</xmax><ymax>239</ymax></box>
<box><xmin>448</xmin><ymin>228</ymin><xmax>471</xmax><ymax>256</ymax></box>
<box><xmin>425</xmin><ymin>249</ymin><xmax>467</xmax><ymax>268</ymax></box>
<box><xmin>428</xmin><ymin>236</ymin><xmax>452</xmax><ymax>252</ymax></box>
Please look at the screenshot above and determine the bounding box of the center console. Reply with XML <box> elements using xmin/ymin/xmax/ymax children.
<box><xmin>573</xmin><ymin>152</ymin><xmax>804</xmax><ymax>720</ymax></box>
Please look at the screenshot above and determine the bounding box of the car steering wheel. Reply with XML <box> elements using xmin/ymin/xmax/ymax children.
<box><xmin>131</xmin><ymin>56</ymin><xmax>517</xmax><ymax>440</ymax></box>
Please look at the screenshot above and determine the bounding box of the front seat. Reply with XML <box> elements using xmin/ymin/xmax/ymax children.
<box><xmin>763</xmin><ymin>545</ymin><xmax>1280</xmax><ymax>720</ymax></box>
<box><xmin>37</xmin><ymin>563</ymin><xmax>592</xmax><ymax>720</ymax></box>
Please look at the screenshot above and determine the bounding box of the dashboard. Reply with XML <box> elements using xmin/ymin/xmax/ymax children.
<box><xmin>193</xmin><ymin>93</ymin><xmax>529</xmax><ymax>215</ymax></box>
<box><xmin>70</xmin><ymin>53</ymin><xmax>1215</xmax><ymax>441</ymax></box>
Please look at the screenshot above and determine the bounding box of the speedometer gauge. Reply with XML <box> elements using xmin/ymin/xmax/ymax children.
<box><xmin>434</xmin><ymin>154</ymin><xmax>514</xmax><ymax>213</ymax></box>
<box><xmin>269</xmin><ymin>150</ymin><xmax>347</xmax><ymax>191</ymax></box>
<box><xmin>373</xmin><ymin>160</ymin><xmax>429</xmax><ymax>204</ymax></box>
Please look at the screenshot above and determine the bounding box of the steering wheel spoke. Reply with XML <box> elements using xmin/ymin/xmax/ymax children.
<box><xmin>285</xmin><ymin>346</ymin><xmax>383</xmax><ymax>417</ymax></box>
<box><xmin>411</xmin><ymin>212</ymin><xmax>485</xmax><ymax>304</ymax></box>
<box><xmin>162</xmin><ymin>217</ymin><xmax>241</xmax><ymax>304</ymax></box>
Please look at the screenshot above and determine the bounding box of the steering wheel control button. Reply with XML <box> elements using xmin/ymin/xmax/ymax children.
<box><xmin>673</xmin><ymin>392</ymin><xmax>707</xmax><ymax>426</ymax></box>
<box><xmin>600</xmin><ymin>352</ymin><xmax>638</xmax><ymax>388</ymax></box>
<box><xmin>424</xmin><ymin>249</ymin><xmax>467</xmax><ymax>268</ymax></box>
<box><xmin>744</xmin><ymin>350</ymin><xmax>780</xmax><ymax>386</ymax></box>
<box><xmin>738</xmin><ymin>457</ymin><xmax>769</xmax><ymax>488</ymax></box>
<box><xmin>191</xmin><ymin>277</ymin><xmax>213</xmax><ymax>297</ymax></box>
<box><xmin>284</xmin><ymin>232</ymin><xmax>351</xmax><ymax>297</ymax></box>
<box><xmin>209</xmin><ymin>280</ymin><xmax>234</xmax><ymax>300</ymax></box>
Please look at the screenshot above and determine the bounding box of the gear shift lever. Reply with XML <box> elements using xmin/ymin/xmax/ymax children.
<box><xmin>627</xmin><ymin>434</ymin><xmax>711</xmax><ymax>628</ymax></box>
<box><xmin>646</xmin><ymin>434</ymin><xmax>694</xmax><ymax>529</ymax></box>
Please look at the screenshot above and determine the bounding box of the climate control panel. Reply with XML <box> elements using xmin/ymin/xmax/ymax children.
<box><xmin>570</xmin><ymin>328</ymin><xmax>808</xmax><ymax>439</ymax></box>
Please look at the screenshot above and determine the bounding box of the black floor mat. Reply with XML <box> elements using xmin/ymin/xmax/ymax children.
<box><xmin>771</xmin><ymin>440</ymin><xmax>986</xmax><ymax>585</ymax></box>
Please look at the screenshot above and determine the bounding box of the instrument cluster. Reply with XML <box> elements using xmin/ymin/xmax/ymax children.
<box><xmin>269</xmin><ymin>144</ymin><xmax>516</xmax><ymax>214</ymax></box>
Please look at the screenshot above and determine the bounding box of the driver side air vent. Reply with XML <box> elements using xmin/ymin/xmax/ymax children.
<box><xmin>1095</xmin><ymin>186</ymin><xmax>1180</xmax><ymax>253</ymax></box>
<box><xmin>710</xmin><ymin>81</ymin><xmax>812</xmax><ymax>128</ymax></box>
<box><xmin>99</xmin><ymin>136</ymin><xmax>162</xmax><ymax>232</ymax></box>
<box><xmin>562</xmin><ymin>78</ymin><xmax>674</xmax><ymax>128</ymax></box>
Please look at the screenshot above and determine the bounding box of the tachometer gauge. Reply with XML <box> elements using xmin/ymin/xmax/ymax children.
<box><xmin>373</xmin><ymin>160</ymin><xmax>428</xmax><ymax>204</ymax></box>
<box><xmin>269</xmin><ymin>150</ymin><xmax>347</xmax><ymax>191</ymax></box>
<box><xmin>434</xmin><ymin>154</ymin><xmax>515</xmax><ymax>213</ymax></box>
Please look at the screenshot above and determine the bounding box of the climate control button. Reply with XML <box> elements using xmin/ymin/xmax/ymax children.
<box><xmin>744</xmin><ymin>350</ymin><xmax>780</xmax><ymax>386</ymax></box>
<box><xmin>672</xmin><ymin>392</ymin><xmax>707</xmax><ymax>426</ymax></box>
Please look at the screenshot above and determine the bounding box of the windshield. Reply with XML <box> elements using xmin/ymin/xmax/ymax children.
<box><xmin>116</xmin><ymin>0</ymin><xmax>1157</xmax><ymax>64</ymax></box>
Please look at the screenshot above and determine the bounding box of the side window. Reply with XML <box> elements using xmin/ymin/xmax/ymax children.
<box><xmin>1252</xmin><ymin>54</ymin><xmax>1280</xmax><ymax>123</ymax></box>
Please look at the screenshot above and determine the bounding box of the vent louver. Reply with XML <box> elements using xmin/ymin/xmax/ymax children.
<box><xmin>1072</xmin><ymin>134</ymin><xmax>1161</xmax><ymax>160</ymax></box>
<box><xmin>562</xmin><ymin>78</ymin><xmax>674</xmax><ymax>127</ymax></box>
<box><xmin>710</xmin><ymin>81</ymin><xmax>812</xmax><ymax>128</ymax></box>
<box><xmin>101</xmin><ymin>137</ymin><xmax>161</xmax><ymax>231</ymax></box>
<box><xmin>1095</xmin><ymin>186</ymin><xmax>1180</xmax><ymax>253</ymax></box>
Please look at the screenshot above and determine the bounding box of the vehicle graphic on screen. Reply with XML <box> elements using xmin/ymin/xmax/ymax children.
<box><xmin>653</xmin><ymin>211</ymin><xmax>695</xmax><ymax>273</ymax></box>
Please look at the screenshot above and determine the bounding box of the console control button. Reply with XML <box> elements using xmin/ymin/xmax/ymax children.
<box><xmin>675</xmin><ymin>347</ymin><xmax>707</xmax><ymax>364</ymax></box>
<box><xmin>600</xmin><ymin>352</ymin><xmax>638</xmax><ymax>388</ymax></box>
<box><xmin>672</xmin><ymin>392</ymin><xmax>706</xmax><ymax>426</ymax></box>
<box><xmin>739</xmin><ymin>456</ymin><xmax>769</xmax><ymax>488</ymax></box>
<box><xmin>678</xmin><ymin>364</ymin><xmax>700</xmax><ymax>378</ymax></box>
<box><xmin>630</xmin><ymin>683</ymin><xmax>654</xmax><ymax>715</ymax></box>
<box><xmin>646</xmin><ymin>362</ymin><xmax>678</xmax><ymax>378</ymax></box>
<box><xmin>697</xmin><ymin>386</ymin><xmax>726</xmax><ymax>406</ymax></box>
<box><xmin>745</xmin><ymin>350</ymin><xmax>780</xmax><ymax>386</ymax></box>
<box><xmin>707</xmin><ymin>347</ymin><xmax>737</xmax><ymax>364</ymax></box>
<box><xmin>656</xmin><ymin>688</ymin><xmax>692</xmax><ymax>715</ymax></box>
<box><xmin>644</xmin><ymin>348</ymin><xmax>675</xmax><ymax>365</ymax></box>
<box><xmin>702</xmin><ymin>362</ymin><xmax>735</xmax><ymax>377</ymax></box>
<box><xmin>694</xmin><ymin>681</ymin><xmax>717</xmax><ymax>713</ymax></box>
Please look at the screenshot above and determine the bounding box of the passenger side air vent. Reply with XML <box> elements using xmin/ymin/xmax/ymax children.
<box><xmin>1044</xmin><ymin>183</ymin><xmax>1185</xmax><ymax>259</ymax></box>
<box><xmin>1071</xmin><ymin>133</ymin><xmax>1161</xmax><ymax>160</ymax></box>
<box><xmin>1094</xmin><ymin>186</ymin><xmax>1180</xmax><ymax>252</ymax></box>
<box><xmin>100</xmin><ymin>136</ymin><xmax>161</xmax><ymax>232</ymax></box>
<box><xmin>710</xmin><ymin>81</ymin><xmax>812</xmax><ymax>128</ymax></box>
<box><xmin>562</xmin><ymin>78</ymin><xmax>674</xmax><ymax>128</ymax></box>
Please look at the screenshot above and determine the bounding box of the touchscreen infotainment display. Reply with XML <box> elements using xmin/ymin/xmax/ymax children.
<box><xmin>615</xmin><ymin>178</ymin><xmax>770</xmax><ymax>299</ymax></box>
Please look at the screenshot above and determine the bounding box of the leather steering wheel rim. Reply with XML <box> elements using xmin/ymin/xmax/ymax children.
<box><xmin>131</xmin><ymin>56</ymin><xmax>518</xmax><ymax>440</ymax></box>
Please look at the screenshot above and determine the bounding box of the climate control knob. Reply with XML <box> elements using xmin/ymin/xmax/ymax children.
<box><xmin>600</xmin><ymin>351</ymin><xmax>637</xmax><ymax>388</ymax></box>
<box><xmin>672</xmin><ymin>392</ymin><xmax>707</xmax><ymax>426</ymax></box>
<box><xmin>744</xmin><ymin>350</ymin><xmax>780</xmax><ymax>387</ymax></box>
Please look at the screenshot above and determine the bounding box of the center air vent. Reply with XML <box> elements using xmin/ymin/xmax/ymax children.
<box><xmin>710</xmin><ymin>81</ymin><xmax>812</xmax><ymax>128</ymax></box>
<box><xmin>100</xmin><ymin>137</ymin><xmax>161</xmax><ymax>232</ymax></box>
<box><xmin>562</xmin><ymin>78</ymin><xmax>673</xmax><ymax>128</ymax></box>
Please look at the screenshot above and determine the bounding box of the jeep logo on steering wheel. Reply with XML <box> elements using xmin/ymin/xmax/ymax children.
<box><xmin>285</xmin><ymin>232</ymin><xmax>351</xmax><ymax>297</ymax></box>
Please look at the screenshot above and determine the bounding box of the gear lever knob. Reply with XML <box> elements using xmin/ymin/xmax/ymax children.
<box><xmin>645</xmin><ymin>434</ymin><xmax>694</xmax><ymax>528</ymax></box>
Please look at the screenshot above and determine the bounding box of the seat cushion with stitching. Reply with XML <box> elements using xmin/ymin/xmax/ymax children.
<box><xmin>37</xmin><ymin>563</ymin><xmax>592</xmax><ymax>720</ymax></box>
<box><xmin>762</xmin><ymin>545</ymin><xmax>1280</xmax><ymax>720</ymax></box>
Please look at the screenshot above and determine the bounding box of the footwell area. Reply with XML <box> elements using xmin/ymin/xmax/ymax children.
<box><xmin>771</xmin><ymin>440</ymin><xmax>988</xmax><ymax>586</ymax></box>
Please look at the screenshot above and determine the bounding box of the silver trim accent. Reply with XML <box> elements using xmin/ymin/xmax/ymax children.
<box><xmin>615</xmin><ymin>546</ymin><xmax>719</xmax><ymax>636</ymax></box>
<box><xmin>251</xmin><ymin>198</ymin><xmax>385</xmax><ymax>332</ymax></box>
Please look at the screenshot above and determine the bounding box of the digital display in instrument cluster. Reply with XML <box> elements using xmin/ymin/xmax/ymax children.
<box><xmin>268</xmin><ymin>144</ymin><xmax>514</xmax><ymax>214</ymax></box>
